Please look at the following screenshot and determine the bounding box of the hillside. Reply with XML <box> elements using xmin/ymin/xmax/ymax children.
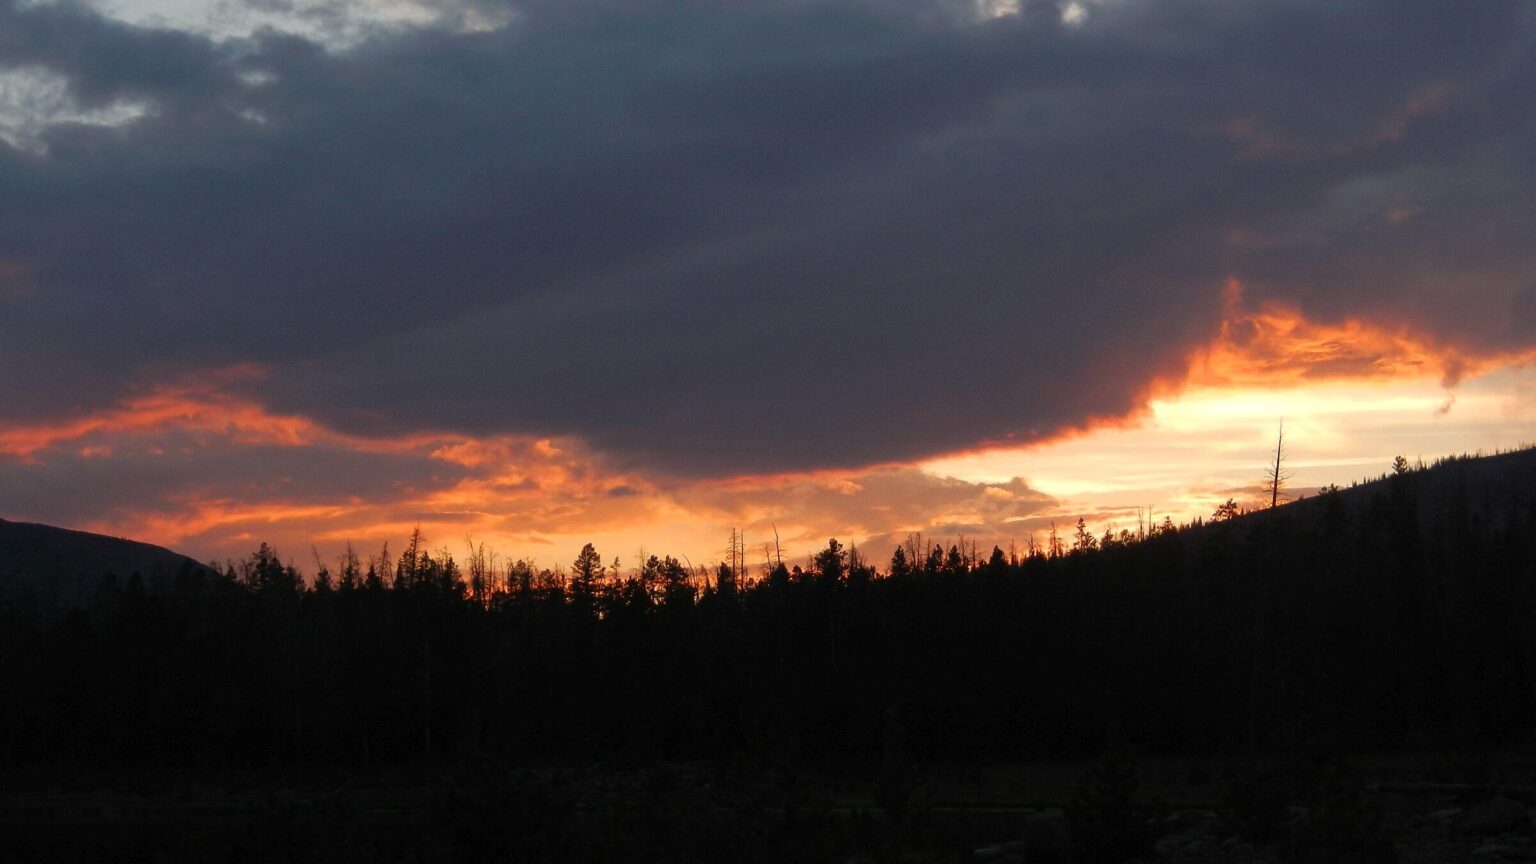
<box><xmin>1321</xmin><ymin>445</ymin><xmax>1534</xmax><ymax>513</ymax></box>
<box><xmin>4</xmin><ymin>447</ymin><xmax>1536</xmax><ymax>863</ymax></box>
<box><xmin>1</xmin><ymin>445</ymin><xmax>1534</xmax><ymax>766</ymax></box>
<box><xmin>1191</xmin><ymin>445</ymin><xmax>1536</xmax><ymax>538</ymax></box>
<box><xmin>0</xmin><ymin>517</ymin><xmax>209</xmax><ymax>614</ymax></box>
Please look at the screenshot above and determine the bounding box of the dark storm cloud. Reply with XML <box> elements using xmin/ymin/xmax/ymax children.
<box><xmin>0</xmin><ymin>0</ymin><xmax>234</xmax><ymax>107</ymax></box>
<box><xmin>1</xmin><ymin>0</ymin><xmax>1533</xmax><ymax>474</ymax></box>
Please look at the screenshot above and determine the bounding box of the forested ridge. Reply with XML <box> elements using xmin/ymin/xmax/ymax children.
<box><xmin>3</xmin><ymin>448</ymin><xmax>1536</xmax><ymax>771</ymax></box>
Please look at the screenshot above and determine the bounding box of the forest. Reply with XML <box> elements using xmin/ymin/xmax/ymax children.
<box><xmin>2</xmin><ymin>449</ymin><xmax>1536</xmax><ymax>861</ymax></box>
<box><xmin>3</xmin><ymin>449</ymin><xmax>1535</xmax><ymax>768</ymax></box>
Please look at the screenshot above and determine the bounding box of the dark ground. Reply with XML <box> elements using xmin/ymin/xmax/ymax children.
<box><xmin>6</xmin><ymin>751</ymin><xmax>1536</xmax><ymax>863</ymax></box>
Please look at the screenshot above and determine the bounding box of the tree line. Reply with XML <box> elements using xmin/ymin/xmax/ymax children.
<box><xmin>2</xmin><ymin>451</ymin><xmax>1535</xmax><ymax>770</ymax></box>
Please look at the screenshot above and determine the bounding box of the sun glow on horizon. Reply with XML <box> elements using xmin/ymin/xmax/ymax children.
<box><xmin>923</xmin><ymin>362</ymin><xmax>1536</xmax><ymax>533</ymax></box>
<box><xmin>909</xmin><ymin>284</ymin><xmax>1536</xmax><ymax>538</ymax></box>
<box><xmin>40</xmin><ymin>359</ymin><xmax>1532</xmax><ymax>573</ymax></box>
<box><xmin>4</xmin><ymin>293</ymin><xmax>1534</xmax><ymax>573</ymax></box>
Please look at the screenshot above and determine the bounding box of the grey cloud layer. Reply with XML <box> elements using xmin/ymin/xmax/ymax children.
<box><xmin>0</xmin><ymin>435</ymin><xmax>470</xmax><ymax>528</ymax></box>
<box><xmin>1</xmin><ymin>0</ymin><xmax>1533</xmax><ymax>474</ymax></box>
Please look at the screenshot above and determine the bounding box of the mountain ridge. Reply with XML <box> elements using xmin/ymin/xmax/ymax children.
<box><xmin>0</xmin><ymin>517</ymin><xmax>210</xmax><ymax>613</ymax></box>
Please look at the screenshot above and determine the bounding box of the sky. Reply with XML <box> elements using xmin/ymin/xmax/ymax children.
<box><xmin>1</xmin><ymin>0</ymin><xmax>1534</xmax><ymax>573</ymax></box>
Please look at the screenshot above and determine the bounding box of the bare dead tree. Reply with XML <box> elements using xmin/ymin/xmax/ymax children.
<box><xmin>465</xmin><ymin>535</ymin><xmax>491</xmax><ymax>608</ymax></box>
<box><xmin>732</xmin><ymin>527</ymin><xmax>744</xmax><ymax>584</ymax></box>
<box><xmin>903</xmin><ymin>532</ymin><xmax>924</xmax><ymax>571</ymax></box>
<box><xmin>1266</xmin><ymin>421</ymin><xmax>1293</xmax><ymax>508</ymax></box>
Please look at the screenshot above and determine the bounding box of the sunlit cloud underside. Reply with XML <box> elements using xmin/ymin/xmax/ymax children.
<box><xmin>2</xmin><ymin>294</ymin><xmax>1531</xmax><ymax>573</ymax></box>
<box><xmin>927</xmin><ymin>364</ymin><xmax>1536</xmax><ymax>528</ymax></box>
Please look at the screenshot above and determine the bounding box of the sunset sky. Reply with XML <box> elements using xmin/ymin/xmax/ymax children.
<box><xmin>2</xmin><ymin>0</ymin><xmax>1534</xmax><ymax>573</ymax></box>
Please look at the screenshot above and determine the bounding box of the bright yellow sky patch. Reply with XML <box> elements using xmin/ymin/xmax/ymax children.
<box><xmin>923</xmin><ymin>362</ymin><xmax>1536</xmax><ymax>530</ymax></box>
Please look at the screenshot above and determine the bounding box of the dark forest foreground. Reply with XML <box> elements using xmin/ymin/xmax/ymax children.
<box><xmin>3</xmin><ymin>448</ymin><xmax>1536</xmax><ymax>861</ymax></box>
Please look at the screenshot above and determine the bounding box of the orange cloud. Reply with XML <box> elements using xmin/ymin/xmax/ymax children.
<box><xmin>1187</xmin><ymin>279</ymin><xmax>1531</xmax><ymax>390</ymax></box>
<box><xmin>0</xmin><ymin>368</ymin><xmax>443</xmax><ymax>462</ymax></box>
<box><xmin>9</xmin><ymin>282</ymin><xmax>1533</xmax><ymax>573</ymax></box>
<box><xmin>0</xmin><ymin>368</ymin><xmax>651</xmax><ymax>560</ymax></box>
<box><xmin>85</xmin><ymin>498</ymin><xmax>372</xmax><ymax>554</ymax></box>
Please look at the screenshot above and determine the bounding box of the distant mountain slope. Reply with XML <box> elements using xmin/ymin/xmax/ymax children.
<box><xmin>0</xmin><ymin>518</ymin><xmax>210</xmax><ymax>613</ymax></box>
<box><xmin>1271</xmin><ymin>445</ymin><xmax>1536</xmax><ymax>527</ymax></box>
<box><xmin>1179</xmin><ymin>445</ymin><xmax>1536</xmax><ymax>538</ymax></box>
